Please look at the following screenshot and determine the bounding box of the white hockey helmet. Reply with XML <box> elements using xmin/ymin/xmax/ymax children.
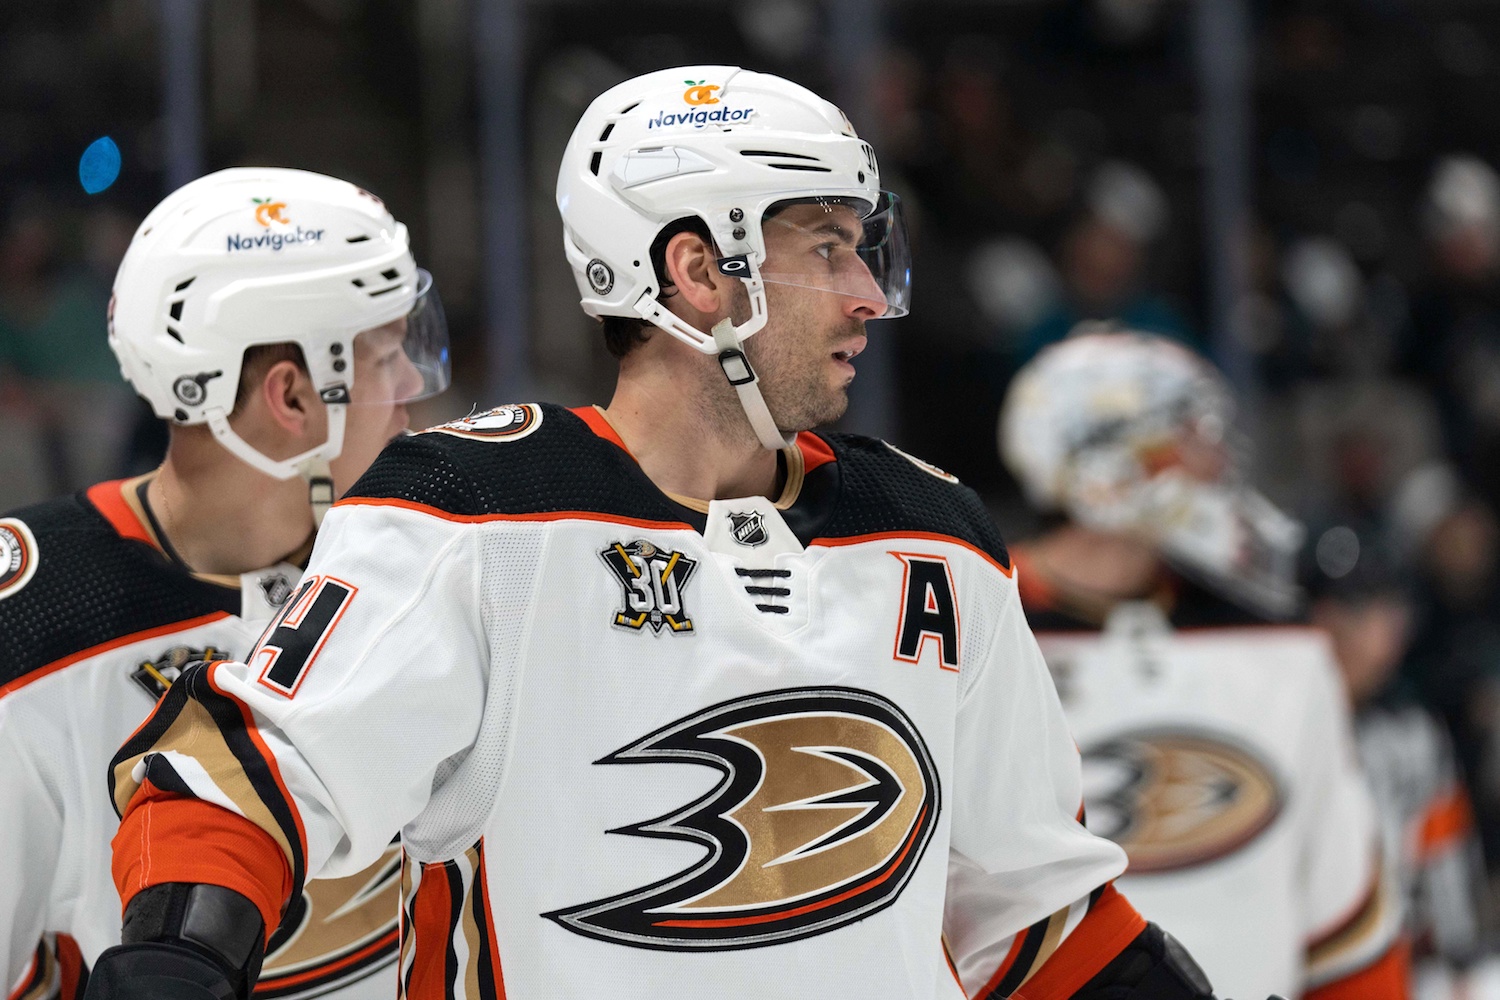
<box><xmin>999</xmin><ymin>327</ymin><xmax>1304</xmax><ymax>618</ymax></box>
<box><xmin>557</xmin><ymin>66</ymin><xmax>911</xmax><ymax>450</ymax></box>
<box><xmin>110</xmin><ymin>167</ymin><xmax>450</xmax><ymax>493</ymax></box>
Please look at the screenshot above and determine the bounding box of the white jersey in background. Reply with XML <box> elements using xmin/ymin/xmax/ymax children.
<box><xmin>107</xmin><ymin>404</ymin><xmax>1153</xmax><ymax>1000</ymax></box>
<box><xmin>0</xmin><ymin>478</ymin><xmax>400</xmax><ymax>1000</ymax></box>
<box><xmin>1021</xmin><ymin>571</ymin><xmax>1406</xmax><ymax>1000</ymax></box>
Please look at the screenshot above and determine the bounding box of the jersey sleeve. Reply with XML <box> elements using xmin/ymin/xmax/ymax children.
<box><xmin>1297</xmin><ymin>643</ymin><xmax>1409</xmax><ymax>999</ymax></box>
<box><xmin>0</xmin><ymin>714</ymin><xmax>61</xmax><ymax>1000</ymax></box>
<box><xmin>942</xmin><ymin>573</ymin><xmax>1141</xmax><ymax>1000</ymax></box>
<box><xmin>109</xmin><ymin>499</ymin><xmax>490</xmax><ymax>934</ymax></box>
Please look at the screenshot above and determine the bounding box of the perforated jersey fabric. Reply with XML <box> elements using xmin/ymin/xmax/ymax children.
<box><xmin>0</xmin><ymin>483</ymin><xmax>402</xmax><ymax>1000</ymax></box>
<box><xmin>111</xmin><ymin>406</ymin><xmax>1137</xmax><ymax>1000</ymax></box>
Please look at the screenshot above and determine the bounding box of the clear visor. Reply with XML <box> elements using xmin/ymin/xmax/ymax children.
<box><xmin>757</xmin><ymin>191</ymin><xmax>911</xmax><ymax>319</ymax></box>
<box><xmin>349</xmin><ymin>267</ymin><xmax>451</xmax><ymax>405</ymax></box>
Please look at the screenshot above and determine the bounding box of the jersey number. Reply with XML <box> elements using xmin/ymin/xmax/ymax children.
<box><xmin>250</xmin><ymin>575</ymin><xmax>358</xmax><ymax>698</ymax></box>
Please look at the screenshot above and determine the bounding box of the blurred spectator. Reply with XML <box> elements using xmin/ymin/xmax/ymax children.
<box><xmin>1309</xmin><ymin>541</ymin><xmax>1495</xmax><ymax>992</ymax></box>
<box><xmin>1017</xmin><ymin>161</ymin><xmax>1195</xmax><ymax>362</ymax></box>
<box><xmin>0</xmin><ymin>198</ymin><xmax>137</xmax><ymax>506</ymax></box>
<box><xmin>1401</xmin><ymin>156</ymin><xmax>1500</xmax><ymax>511</ymax></box>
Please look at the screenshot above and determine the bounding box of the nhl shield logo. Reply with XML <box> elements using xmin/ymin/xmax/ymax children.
<box><xmin>727</xmin><ymin>511</ymin><xmax>768</xmax><ymax>547</ymax></box>
<box><xmin>260</xmin><ymin>572</ymin><xmax>295</xmax><ymax>608</ymax></box>
<box><xmin>601</xmin><ymin>539</ymin><xmax>698</xmax><ymax>634</ymax></box>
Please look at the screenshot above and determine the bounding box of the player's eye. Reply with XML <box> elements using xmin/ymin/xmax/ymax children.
<box><xmin>814</xmin><ymin>243</ymin><xmax>836</xmax><ymax>261</ymax></box>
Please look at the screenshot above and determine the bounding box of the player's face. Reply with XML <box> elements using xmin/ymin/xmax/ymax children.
<box><xmin>743</xmin><ymin>202</ymin><xmax>887</xmax><ymax>433</ymax></box>
<box><xmin>330</xmin><ymin>317</ymin><xmax>423</xmax><ymax>495</ymax></box>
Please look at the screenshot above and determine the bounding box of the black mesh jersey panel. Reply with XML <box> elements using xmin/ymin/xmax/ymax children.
<box><xmin>816</xmin><ymin>434</ymin><xmax>1011</xmax><ymax>570</ymax></box>
<box><xmin>342</xmin><ymin>404</ymin><xmax>691</xmax><ymax>525</ymax></box>
<box><xmin>0</xmin><ymin>493</ymin><xmax>240</xmax><ymax>690</ymax></box>
<box><xmin>343</xmin><ymin>406</ymin><xmax>1009</xmax><ymax>569</ymax></box>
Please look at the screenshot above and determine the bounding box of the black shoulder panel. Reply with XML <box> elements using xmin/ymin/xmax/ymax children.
<box><xmin>342</xmin><ymin>404</ymin><xmax>691</xmax><ymax>523</ymax></box>
<box><xmin>0</xmin><ymin>493</ymin><xmax>239</xmax><ymax>690</ymax></box>
<box><xmin>815</xmin><ymin>434</ymin><xmax>1011</xmax><ymax>570</ymax></box>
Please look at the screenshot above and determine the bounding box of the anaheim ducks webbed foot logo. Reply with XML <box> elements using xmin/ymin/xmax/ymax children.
<box><xmin>545</xmin><ymin>687</ymin><xmax>941</xmax><ymax>950</ymax></box>
<box><xmin>1081</xmin><ymin>728</ymin><xmax>1284</xmax><ymax>873</ymax></box>
<box><xmin>602</xmin><ymin>539</ymin><xmax>698</xmax><ymax>633</ymax></box>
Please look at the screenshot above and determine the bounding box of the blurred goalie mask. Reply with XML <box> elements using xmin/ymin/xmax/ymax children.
<box><xmin>999</xmin><ymin>329</ymin><xmax>1304</xmax><ymax>619</ymax></box>
<box><xmin>556</xmin><ymin>65</ymin><xmax>911</xmax><ymax>450</ymax></box>
<box><xmin>110</xmin><ymin>167</ymin><xmax>450</xmax><ymax>519</ymax></box>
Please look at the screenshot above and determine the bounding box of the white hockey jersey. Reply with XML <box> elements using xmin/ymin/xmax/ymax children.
<box><xmin>0</xmin><ymin>478</ymin><xmax>401</xmax><ymax>1000</ymax></box>
<box><xmin>1019</xmin><ymin>566</ymin><xmax>1406</xmax><ymax>1000</ymax></box>
<box><xmin>109</xmin><ymin>404</ymin><xmax>1145</xmax><ymax>1000</ymax></box>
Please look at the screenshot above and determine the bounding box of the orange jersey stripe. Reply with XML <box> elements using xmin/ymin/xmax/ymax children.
<box><xmin>406</xmin><ymin>862</ymin><xmax>456</xmax><ymax>1000</ymax></box>
<box><xmin>1010</xmin><ymin>885</ymin><xmax>1146</xmax><ymax>1000</ymax></box>
<box><xmin>256</xmin><ymin>928</ymin><xmax>399</xmax><ymax>992</ymax></box>
<box><xmin>85</xmin><ymin>479</ymin><xmax>155</xmax><ymax>546</ymax></box>
<box><xmin>976</xmin><ymin>931</ymin><xmax>1031</xmax><ymax>999</ymax></box>
<box><xmin>112</xmin><ymin>788</ymin><xmax>291</xmax><ymax>932</ymax></box>
<box><xmin>55</xmin><ymin>935</ymin><xmax>84</xmax><ymax>1000</ymax></box>
<box><xmin>568</xmin><ymin>405</ymin><xmax>631</xmax><ymax>454</ymax></box>
<box><xmin>0</xmin><ymin>611</ymin><xmax>232</xmax><ymax>704</ymax></box>
<box><xmin>334</xmin><ymin>495</ymin><xmax>695</xmax><ymax>532</ymax></box>
<box><xmin>1304</xmin><ymin>939</ymin><xmax>1411</xmax><ymax>1000</ymax></box>
<box><xmin>1417</xmin><ymin>787</ymin><xmax>1475</xmax><ymax>861</ymax></box>
<box><xmin>810</xmin><ymin>531</ymin><xmax>1013</xmax><ymax>578</ymax></box>
<box><xmin>796</xmin><ymin>431</ymin><xmax>837</xmax><ymax>474</ymax></box>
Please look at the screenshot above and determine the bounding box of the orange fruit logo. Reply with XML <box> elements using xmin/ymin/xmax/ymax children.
<box><xmin>253</xmin><ymin>198</ymin><xmax>289</xmax><ymax>227</ymax></box>
<box><xmin>683</xmin><ymin>80</ymin><xmax>721</xmax><ymax>106</ymax></box>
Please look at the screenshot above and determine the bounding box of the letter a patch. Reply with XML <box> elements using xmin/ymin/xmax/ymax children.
<box><xmin>891</xmin><ymin>553</ymin><xmax>959</xmax><ymax>672</ymax></box>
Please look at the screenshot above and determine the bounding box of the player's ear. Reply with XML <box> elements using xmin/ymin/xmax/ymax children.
<box><xmin>661</xmin><ymin>230</ymin><xmax>729</xmax><ymax>315</ymax></box>
<box><xmin>259</xmin><ymin>359</ymin><xmax>319</xmax><ymax>435</ymax></box>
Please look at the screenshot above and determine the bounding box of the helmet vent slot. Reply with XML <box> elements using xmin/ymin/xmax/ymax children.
<box><xmin>740</xmin><ymin>150</ymin><xmax>819</xmax><ymax>161</ymax></box>
<box><xmin>346</xmin><ymin>234</ymin><xmax>371</xmax><ymax>243</ymax></box>
<box><xmin>166</xmin><ymin>326</ymin><xmax>184</xmax><ymax>344</ymax></box>
<box><xmin>599</xmin><ymin>123</ymin><xmax>615</xmax><ymax>142</ymax></box>
<box><xmin>590</xmin><ymin>151</ymin><xmax>603</xmax><ymax>176</ymax></box>
<box><xmin>174</xmin><ymin>277</ymin><xmax>195</xmax><ymax>292</ymax></box>
<box><xmin>352</xmin><ymin>278</ymin><xmax>365</xmax><ymax>287</ymax></box>
<box><xmin>620</xmin><ymin>102</ymin><xmax>639</xmax><ymax>114</ymax></box>
<box><xmin>381</xmin><ymin>268</ymin><xmax>400</xmax><ymax>281</ymax></box>
<box><xmin>367</xmin><ymin>284</ymin><xmax>401</xmax><ymax>297</ymax></box>
<box><xmin>739</xmin><ymin>150</ymin><xmax>832</xmax><ymax>173</ymax></box>
<box><xmin>168</xmin><ymin>300</ymin><xmax>184</xmax><ymax>322</ymax></box>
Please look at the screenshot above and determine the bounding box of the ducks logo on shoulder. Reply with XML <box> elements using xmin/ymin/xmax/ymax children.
<box><xmin>0</xmin><ymin>518</ymin><xmax>38</xmax><ymax>600</ymax></box>
<box><xmin>425</xmin><ymin>403</ymin><xmax>543</xmax><ymax>442</ymax></box>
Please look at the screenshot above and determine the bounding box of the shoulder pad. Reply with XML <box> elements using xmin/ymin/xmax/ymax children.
<box><xmin>817</xmin><ymin>433</ymin><xmax>1011</xmax><ymax>571</ymax></box>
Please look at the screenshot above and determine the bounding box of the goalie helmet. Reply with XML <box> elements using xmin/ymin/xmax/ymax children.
<box><xmin>999</xmin><ymin>328</ymin><xmax>1304</xmax><ymax>619</ymax></box>
<box><xmin>110</xmin><ymin>167</ymin><xmax>449</xmax><ymax>497</ymax></box>
<box><xmin>556</xmin><ymin>66</ymin><xmax>911</xmax><ymax>450</ymax></box>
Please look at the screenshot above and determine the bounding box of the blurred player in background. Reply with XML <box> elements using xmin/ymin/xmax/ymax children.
<box><xmin>999</xmin><ymin>329</ymin><xmax>1409</xmax><ymax>1000</ymax></box>
<box><xmin>85</xmin><ymin>68</ymin><xmax>1281</xmax><ymax>1000</ymax></box>
<box><xmin>1307</xmin><ymin>545</ymin><xmax>1494</xmax><ymax>998</ymax></box>
<box><xmin>0</xmin><ymin>167</ymin><xmax>449</xmax><ymax>999</ymax></box>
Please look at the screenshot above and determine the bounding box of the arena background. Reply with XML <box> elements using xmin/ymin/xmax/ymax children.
<box><xmin>5</xmin><ymin>0</ymin><xmax>1500</xmax><ymax>988</ymax></box>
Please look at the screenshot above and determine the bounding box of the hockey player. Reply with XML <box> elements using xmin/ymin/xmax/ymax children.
<box><xmin>0</xmin><ymin>167</ymin><xmax>450</xmax><ymax>1000</ymax></box>
<box><xmin>89</xmin><ymin>69</ymin><xmax>1268</xmax><ymax>1000</ymax></box>
<box><xmin>998</xmin><ymin>330</ymin><xmax>1409</xmax><ymax>999</ymax></box>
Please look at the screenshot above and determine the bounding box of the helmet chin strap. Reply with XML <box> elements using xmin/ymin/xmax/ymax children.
<box><xmin>633</xmin><ymin>258</ymin><xmax>793</xmax><ymax>452</ymax></box>
<box><xmin>709</xmin><ymin>317</ymin><xmax>794</xmax><ymax>451</ymax></box>
<box><xmin>204</xmin><ymin>403</ymin><xmax>346</xmax><ymax>527</ymax></box>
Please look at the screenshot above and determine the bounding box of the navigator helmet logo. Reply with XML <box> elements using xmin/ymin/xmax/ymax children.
<box><xmin>683</xmin><ymin>80</ymin><xmax>721</xmax><ymax>106</ymax></box>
